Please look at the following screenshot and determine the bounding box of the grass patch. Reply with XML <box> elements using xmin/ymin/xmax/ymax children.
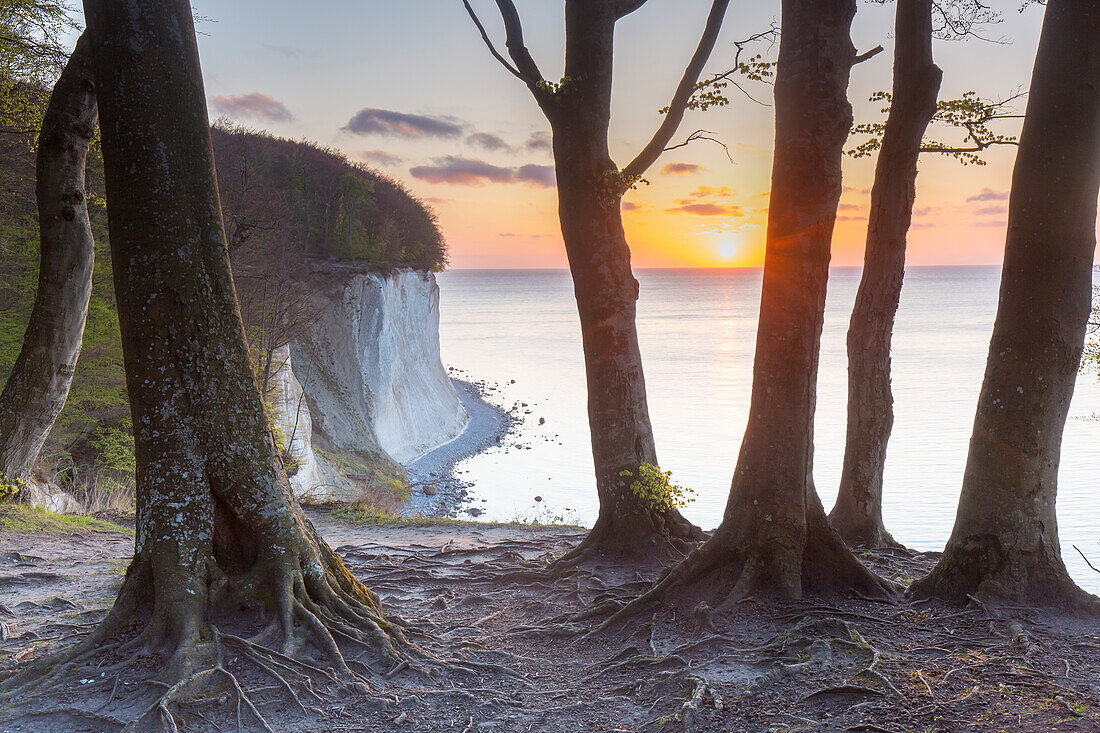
<box><xmin>0</xmin><ymin>504</ymin><xmax>133</xmax><ymax>536</ymax></box>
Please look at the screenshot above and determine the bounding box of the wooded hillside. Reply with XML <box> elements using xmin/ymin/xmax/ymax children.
<box><xmin>0</xmin><ymin>106</ymin><xmax>446</xmax><ymax>507</ymax></box>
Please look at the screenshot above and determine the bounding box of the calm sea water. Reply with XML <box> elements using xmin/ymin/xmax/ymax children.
<box><xmin>435</xmin><ymin>267</ymin><xmax>1100</xmax><ymax>593</ymax></box>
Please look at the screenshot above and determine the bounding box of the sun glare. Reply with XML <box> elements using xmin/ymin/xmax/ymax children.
<box><xmin>716</xmin><ymin>238</ymin><xmax>741</xmax><ymax>260</ymax></box>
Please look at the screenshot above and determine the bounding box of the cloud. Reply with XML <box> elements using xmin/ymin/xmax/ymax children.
<box><xmin>973</xmin><ymin>220</ymin><xmax>1007</xmax><ymax>228</ymax></box>
<box><xmin>621</xmin><ymin>201</ymin><xmax>643</xmax><ymax>212</ymax></box>
<box><xmin>360</xmin><ymin>150</ymin><xmax>403</xmax><ymax>167</ymax></box>
<box><xmin>973</xmin><ymin>205</ymin><xmax>1008</xmax><ymax>216</ymax></box>
<box><xmin>661</xmin><ymin>162</ymin><xmax>705</xmax><ymax>175</ymax></box>
<box><xmin>666</xmin><ymin>203</ymin><xmax>745</xmax><ymax>217</ymax></box>
<box><xmin>467</xmin><ymin>132</ymin><xmax>512</xmax><ymax>152</ymax></box>
<box><xmin>838</xmin><ymin>203</ymin><xmax>862</xmax><ymax>211</ymax></box>
<box><xmin>687</xmin><ymin>185</ymin><xmax>734</xmax><ymax>199</ymax></box>
<box><xmin>526</xmin><ymin>131</ymin><xmax>552</xmax><ymax>153</ymax></box>
<box><xmin>409</xmin><ymin>157</ymin><xmax>556</xmax><ymax>187</ymax></box>
<box><xmin>733</xmin><ymin>142</ymin><xmax>769</xmax><ymax>157</ymax></box>
<box><xmin>967</xmin><ymin>188</ymin><xmax>1009</xmax><ymax>203</ymax></box>
<box><xmin>837</xmin><ymin>215</ymin><xmax>868</xmax><ymax>221</ymax></box>
<box><xmin>210</xmin><ymin>92</ymin><xmax>293</xmax><ymax>122</ymax></box>
<box><xmin>516</xmin><ymin>164</ymin><xmax>556</xmax><ymax>187</ymax></box>
<box><xmin>345</xmin><ymin>108</ymin><xmax>464</xmax><ymax>138</ymax></box>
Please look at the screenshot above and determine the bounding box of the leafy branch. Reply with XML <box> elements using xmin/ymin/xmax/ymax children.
<box><xmin>664</xmin><ymin>24</ymin><xmax>779</xmax><ymax>114</ymax></box>
<box><xmin>848</xmin><ymin>90</ymin><xmax>1023</xmax><ymax>165</ymax></box>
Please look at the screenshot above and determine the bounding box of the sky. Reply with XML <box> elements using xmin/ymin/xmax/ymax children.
<box><xmin>81</xmin><ymin>1</ymin><xmax>1050</xmax><ymax>268</ymax></box>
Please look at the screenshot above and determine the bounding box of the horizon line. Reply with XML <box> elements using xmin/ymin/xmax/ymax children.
<box><xmin>442</xmin><ymin>264</ymin><xmax>1008</xmax><ymax>271</ymax></box>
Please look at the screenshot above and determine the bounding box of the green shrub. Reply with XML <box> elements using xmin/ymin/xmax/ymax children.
<box><xmin>90</xmin><ymin>424</ymin><xmax>136</xmax><ymax>477</ymax></box>
<box><xmin>619</xmin><ymin>463</ymin><xmax>695</xmax><ymax>513</ymax></box>
<box><xmin>0</xmin><ymin>474</ymin><xmax>26</xmax><ymax>501</ymax></box>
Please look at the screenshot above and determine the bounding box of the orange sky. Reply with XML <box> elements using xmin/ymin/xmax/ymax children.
<box><xmin>186</xmin><ymin>0</ymin><xmax>1046</xmax><ymax>269</ymax></box>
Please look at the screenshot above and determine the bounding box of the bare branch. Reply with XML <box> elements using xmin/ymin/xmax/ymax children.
<box><xmin>854</xmin><ymin>44</ymin><xmax>884</xmax><ymax>65</ymax></box>
<box><xmin>493</xmin><ymin>0</ymin><xmax>546</xmax><ymax>84</ymax></box>
<box><xmin>621</xmin><ymin>0</ymin><xmax>732</xmax><ymax>181</ymax></box>
<box><xmin>664</xmin><ymin>129</ymin><xmax>735</xmax><ymax>164</ymax></box>
<box><xmin>1073</xmin><ymin>545</ymin><xmax>1100</xmax><ymax>575</ymax></box>
<box><xmin>461</xmin><ymin>0</ymin><xmax>528</xmax><ymax>83</ymax></box>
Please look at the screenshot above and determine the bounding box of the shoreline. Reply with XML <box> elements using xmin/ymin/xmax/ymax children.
<box><xmin>400</xmin><ymin>372</ymin><xmax>519</xmax><ymax>518</ymax></box>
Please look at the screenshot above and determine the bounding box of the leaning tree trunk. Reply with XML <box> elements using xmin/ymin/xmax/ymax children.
<box><xmin>829</xmin><ymin>0</ymin><xmax>942</xmax><ymax>548</ymax></box>
<box><xmin>1</xmin><ymin>1</ymin><xmax>417</xmax><ymax>710</ymax></box>
<box><xmin>549</xmin><ymin>0</ymin><xmax>702</xmax><ymax>564</ymax></box>
<box><xmin>0</xmin><ymin>33</ymin><xmax>96</xmax><ymax>495</ymax></box>
<box><xmin>607</xmin><ymin>0</ymin><xmax>892</xmax><ymax>622</ymax></box>
<box><xmin>910</xmin><ymin>0</ymin><xmax>1100</xmax><ymax>607</ymax></box>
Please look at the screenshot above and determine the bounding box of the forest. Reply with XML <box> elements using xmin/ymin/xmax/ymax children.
<box><xmin>0</xmin><ymin>0</ymin><xmax>1098</xmax><ymax>731</ymax></box>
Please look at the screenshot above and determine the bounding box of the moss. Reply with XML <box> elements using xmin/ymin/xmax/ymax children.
<box><xmin>0</xmin><ymin>504</ymin><xmax>133</xmax><ymax>536</ymax></box>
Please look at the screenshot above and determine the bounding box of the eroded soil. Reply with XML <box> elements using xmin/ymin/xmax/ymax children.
<box><xmin>1</xmin><ymin>512</ymin><xmax>1098</xmax><ymax>732</ymax></box>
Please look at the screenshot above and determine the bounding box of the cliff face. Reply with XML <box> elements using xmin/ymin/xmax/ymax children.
<box><xmin>273</xmin><ymin>269</ymin><xmax>466</xmax><ymax>497</ymax></box>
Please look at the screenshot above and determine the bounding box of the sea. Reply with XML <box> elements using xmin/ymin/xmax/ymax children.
<box><xmin>435</xmin><ymin>267</ymin><xmax>1100</xmax><ymax>594</ymax></box>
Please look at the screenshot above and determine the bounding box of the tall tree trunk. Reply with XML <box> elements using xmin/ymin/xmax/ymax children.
<box><xmin>829</xmin><ymin>0</ymin><xmax>942</xmax><ymax>548</ymax></box>
<box><xmin>548</xmin><ymin>0</ymin><xmax>702</xmax><ymax>563</ymax></box>
<box><xmin>910</xmin><ymin>0</ymin><xmax>1100</xmax><ymax>607</ymax></box>
<box><xmin>464</xmin><ymin>0</ymin><xmax>730</xmax><ymax>564</ymax></box>
<box><xmin>608</xmin><ymin>0</ymin><xmax>892</xmax><ymax>620</ymax></box>
<box><xmin>0</xmin><ymin>33</ymin><xmax>96</xmax><ymax>495</ymax></box>
<box><xmin>1</xmin><ymin>0</ymin><xmax>415</xmax><ymax>700</ymax></box>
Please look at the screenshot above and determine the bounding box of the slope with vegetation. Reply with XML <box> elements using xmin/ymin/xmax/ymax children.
<box><xmin>0</xmin><ymin>91</ymin><xmax>446</xmax><ymax>511</ymax></box>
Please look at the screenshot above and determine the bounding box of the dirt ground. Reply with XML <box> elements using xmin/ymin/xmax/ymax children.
<box><xmin>1</xmin><ymin>511</ymin><xmax>1098</xmax><ymax>732</ymax></box>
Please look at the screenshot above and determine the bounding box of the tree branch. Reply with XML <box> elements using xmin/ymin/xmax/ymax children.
<box><xmin>615</xmin><ymin>0</ymin><xmax>651</xmax><ymax>19</ymax></box>
<box><xmin>461</xmin><ymin>0</ymin><xmax>527</xmax><ymax>82</ymax></box>
<box><xmin>493</xmin><ymin>0</ymin><xmax>546</xmax><ymax>84</ymax></box>
<box><xmin>664</xmin><ymin>129</ymin><xmax>734</xmax><ymax>163</ymax></box>
<box><xmin>854</xmin><ymin>44</ymin><xmax>884</xmax><ymax>65</ymax></box>
<box><xmin>621</xmin><ymin>0</ymin><xmax>732</xmax><ymax>181</ymax></box>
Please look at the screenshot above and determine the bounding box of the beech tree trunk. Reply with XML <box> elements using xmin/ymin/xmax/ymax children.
<box><xmin>910</xmin><ymin>0</ymin><xmax>1100</xmax><ymax>606</ymax></box>
<box><xmin>612</xmin><ymin>0</ymin><xmax>893</xmax><ymax>616</ymax></box>
<box><xmin>65</xmin><ymin>0</ymin><xmax>410</xmax><ymax>682</ymax></box>
<box><xmin>549</xmin><ymin>1</ymin><xmax>701</xmax><ymax>559</ymax></box>
<box><xmin>464</xmin><ymin>0</ymin><xmax>731</xmax><ymax>562</ymax></box>
<box><xmin>0</xmin><ymin>33</ymin><xmax>96</xmax><ymax>493</ymax></box>
<box><xmin>708</xmin><ymin>0</ymin><xmax>888</xmax><ymax>599</ymax></box>
<box><xmin>829</xmin><ymin>0</ymin><xmax>942</xmax><ymax>548</ymax></box>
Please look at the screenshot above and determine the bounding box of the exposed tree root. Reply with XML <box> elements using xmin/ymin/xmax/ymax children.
<box><xmin>596</xmin><ymin>506</ymin><xmax>897</xmax><ymax>632</ymax></box>
<box><xmin>908</xmin><ymin>539</ymin><xmax>1100</xmax><ymax>612</ymax></box>
<box><xmin>0</xmin><ymin>524</ymin><xmax>532</xmax><ymax>729</ymax></box>
<box><xmin>548</xmin><ymin>509</ymin><xmax>704</xmax><ymax>573</ymax></box>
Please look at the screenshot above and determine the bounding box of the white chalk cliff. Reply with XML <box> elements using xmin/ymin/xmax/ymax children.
<box><xmin>271</xmin><ymin>269</ymin><xmax>467</xmax><ymax>498</ymax></box>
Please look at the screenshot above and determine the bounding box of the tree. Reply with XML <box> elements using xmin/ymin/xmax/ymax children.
<box><xmin>462</xmin><ymin>0</ymin><xmax>733</xmax><ymax>561</ymax></box>
<box><xmin>0</xmin><ymin>32</ymin><xmax>96</xmax><ymax>498</ymax></box>
<box><xmin>910</xmin><ymin>0</ymin><xmax>1100</xmax><ymax>606</ymax></box>
<box><xmin>828</xmin><ymin>0</ymin><xmax>943</xmax><ymax>548</ymax></box>
<box><xmin>831</xmin><ymin>1</ymin><xmax>1024</xmax><ymax>549</ymax></box>
<box><xmin>608</xmin><ymin>0</ymin><xmax>892</xmax><ymax>620</ymax></box>
<box><xmin>0</xmin><ymin>0</ymin><xmax>71</xmax><ymax>137</ymax></box>
<box><xmin>2</xmin><ymin>1</ymin><xmax>416</xmax><ymax>723</ymax></box>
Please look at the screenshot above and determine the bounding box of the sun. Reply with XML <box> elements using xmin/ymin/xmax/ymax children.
<box><xmin>717</xmin><ymin>238</ymin><xmax>741</xmax><ymax>260</ymax></box>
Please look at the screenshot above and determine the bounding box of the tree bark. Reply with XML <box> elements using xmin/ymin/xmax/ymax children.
<box><xmin>0</xmin><ymin>33</ymin><xmax>97</xmax><ymax>494</ymax></box>
<box><xmin>547</xmin><ymin>0</ymin><xmax>702</xmax><ymax>561</ymax></box>
<box><xmin>16</xmin><ymin>0</ymin><xmax>412</xmax><ymax>685</ymax></box>
<box><xmin>829</xmin><ymin>0</ymin><xmax>942</xmax><ymax>548</ymax></box>
<box><xmin>910</xmin><ymin>0</ymin><xmax>1100</xmax><ymax>607</ymax></box>
<box><xmin>608</xmin><ymin>0</ymin><xmax>893</xmax><ymax>619</ymax></box>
